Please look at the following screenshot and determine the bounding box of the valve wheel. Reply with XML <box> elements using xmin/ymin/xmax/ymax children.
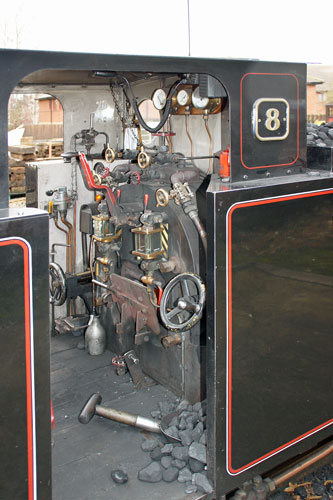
<box><xmin>49</xmin><ymin>262</ymin><xmax>67</xmax><ymax>306</ymax></box>
<box><xmin>105</xmin><ymin>146</ymin><xmax>116</xmax><ymax>163</ymax></box>
<box><xmin>137</xmin><ymin>151</ymin><xmax>151</xmax><ymax>169</ymax></box>
<box><xmin>159</xmin><ymin>272</ymin><xmax>205</xmax><ymax>332</ymax></box>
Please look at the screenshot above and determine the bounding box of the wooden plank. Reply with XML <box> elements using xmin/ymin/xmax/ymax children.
<box><xmin>10</xmin><ymin>153</ymin><xmax>35</xmax><ymax>161</ymax></box>
<box><xmin>8</xmin><ymin>145</ymin><xmax>35</xmax><ymax>154</ymax></box>
<box><xmin>9</xmin><ymin>186</ymin><xmax>26</xmax><ymax>194</ymax></box>
<box><xmin>9</xmin><ymin>166</ymin><xmax>25</xmax><ymax>174</ymax></box>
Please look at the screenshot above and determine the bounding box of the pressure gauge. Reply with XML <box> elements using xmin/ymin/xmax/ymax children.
<box><xmin>192</xmin><ymin>87</ymin><xmax>209</xmax><ymax>109</ymax></box>
<box><xmin>176</xmin><ymin>89</ymin><xmax>190</xmax><ymax>107</ymax></box>
<box><xmin>152</xmin><ymin>88</ymin><xmax>167</xmax><ymax>110</ymax></box>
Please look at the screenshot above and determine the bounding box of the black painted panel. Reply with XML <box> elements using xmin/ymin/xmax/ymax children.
<box><xmin>208</xmin><ymin>177</ymin><xmax>333</xmax><ymax>496</ymax></box>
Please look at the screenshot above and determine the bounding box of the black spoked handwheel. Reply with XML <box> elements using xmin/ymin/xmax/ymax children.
<box><xmin>159</xmin><ymin>273</ymin><xmax>206</xmax><ymax>332</ymax></box>
<box><xmin>49</xmin><ymin>262</ymin><xmax>67</xmax><ymax>306</ymax></box>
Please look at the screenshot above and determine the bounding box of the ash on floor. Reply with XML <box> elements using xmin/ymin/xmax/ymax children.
<box><xmin>51</xmin><ymin>331</ymin><xmax>203</xmax><ymax>500</ymax></box>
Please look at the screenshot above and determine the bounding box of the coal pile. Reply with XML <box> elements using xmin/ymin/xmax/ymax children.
<box><xmin>307</xmin><ymin>122</ymin><xmax>333</xmax><ymax>147</ymax></box>
<box><xmin>138</xmin><ymin>399</ymin><xmax>213</xmax><ymax>495</ymax></box>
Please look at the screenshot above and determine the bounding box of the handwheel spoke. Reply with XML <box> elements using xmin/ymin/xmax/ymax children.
<box><xmin>160</xmin><ymin>273</ymin><xmax>205</xmax><ymax>331</ymax></box>
<box><xmin>180</xmin><ymin>278</ymin><xmax>191</xmax><ymax>298</ymax></box>
<box><xmin>166</xmin><ymin>307</ymin><xmax>182</xmax><ymax>320</ymax></box>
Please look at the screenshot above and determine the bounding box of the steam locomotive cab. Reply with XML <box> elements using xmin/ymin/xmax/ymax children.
<box><xmin>0</xmin><ymin>50</ymin><xmax>332</xmax><ymax>500</ymax></box>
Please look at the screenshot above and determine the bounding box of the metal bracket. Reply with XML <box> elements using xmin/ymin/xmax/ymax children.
<box><xmin>123</xmin><ymin>350</ymin><xmax>154</xmax><ymax>390</ymax></box>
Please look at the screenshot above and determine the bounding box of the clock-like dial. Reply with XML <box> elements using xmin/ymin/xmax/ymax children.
<box><xmin>152</xmin><ymin>88</ymin><xmax>167</xmax><ymax>110</ymax></box>
<box><xmin>192</xmin><ymin>87</ymin><xmax>209</xmax><ymax>109</ymax></box>
<box><xmin>176</xmin><ymin>89</ymin><xmax>190</xmax><ymax>107</ymax></box>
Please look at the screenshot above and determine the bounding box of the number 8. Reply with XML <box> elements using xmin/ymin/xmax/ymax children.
<box><xmin>265</xmin><ymin>108</ymin><xmax>280</xmax><ymax>131</ymax></box>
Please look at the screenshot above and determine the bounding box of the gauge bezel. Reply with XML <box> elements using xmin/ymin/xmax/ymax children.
<box><xmin>152</xmin><ymin>88</ymin><xmax>167</xmax><ymax>110</ymax></box>
<box><xmin>192</xmin><ymin>87</ymin><xmax>209</xmax><ymax>110</ymax></box>
<box><xmin>176</xmin><ymin>89</ymin><xmax>190</xmax><ymax>107</ymax></box>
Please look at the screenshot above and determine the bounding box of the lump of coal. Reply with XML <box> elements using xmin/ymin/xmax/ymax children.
<box><xmin>165</xmin><ymin>425</ymin><xmax>179</xmax><ymax>439</ymax></box>
<box><xmin>172</xmin><ymin>445</ymin><xmax>189</xmax><ymax>462</ymax></box>
<box><xmin>179</xmin><ymin>429</ymin><xmax>193</xmax><ymax>446</ymax></box>
<box><xmin>162</xmin><ymin>466</ymin><xmax>179</xmax><ymax>482</ymax></box>
<box><xmin>192</xmin><ymin>402</ymin><xmax>202</xmax><ymax>412</ymax></box>
<box><xmin>193</xmin><ymin>472</ymin><xmax>213</xmax><ymax>493</ymax></box>
<box><xmin>110</xmin><ymin>469</ymin><xmax>128</xmax><ymax>484</ymax></box>
<box><xmin>191</xmin><ymin>422</ymin><xmax>204</xmax><ymax>442</ymax></box>
<box><xmin>179</xmin><ymin>418</ymin><xmax>187</xmax><ymax>430</ymax></box>
<box><xmin>138</xmin><ymin>461</ymin><xmax>162</xmax><ymax>483</ymax></box>
<box><xmin>177</xmin><ymin>400</ymin><xmax>190</xmax><ymax>411</ymax></box>
<box><xmin>172</xmin><ymin>459</ymin><xmax>187</xmax><ymax>469</ymax></box>
<box><xmin>199</xmin><ymin>431</ymin><xmax>207</xmax><ymax>445</ymax></box>
<box><xmin>161</xmin><ymin>456</ymin><xmax>172</xmax><ymax>469</ymax></box>
<box><xmin>189</xmin><ymin>457</ymin><xmax>205</xmax><ymax>473</ymax></box>
<box><xmin>169</xmin><ymin>416</ymin><xmax>179</xmax><ymax>427</ymax></box>
<box><xmin>161</xmin><ymin>443</ymin><xmax>173</xmax><ymax>455</ymax></box>
<box><xmin>150</xmin><ymin>447</ymin><xmax>163</xmax><ymax>461</ymax></box>
<box><xmin>189</xmin><ymin>442</ymin><xmax>206</xmax><ymax>464</ymax></box>
<box><xmin>178</xmin><ymin>467</ymin><xmax>193</xmax><ymax>483</ymax></box>
<box><xmin>141</xmin><ymin>438</ymin><xmax>159</xmax><ymax>452</ymax></box>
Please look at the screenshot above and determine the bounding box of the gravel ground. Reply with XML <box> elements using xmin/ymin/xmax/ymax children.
<box><xmin>270</xmin><ymin>460</ymin><xmax>333</xmax><ymax>500</ymax></box>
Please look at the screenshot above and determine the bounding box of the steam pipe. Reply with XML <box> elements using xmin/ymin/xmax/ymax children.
<box><xmin>61</xmin><ymin>215</ymin><xmax>73</xmax><ymax>273</ymax></box>
<box><xmin>81</xmin><ymin>233</ymin><xmax>89</xmax><ymax>270</ymax></box>
<box><xmin>232</xmin><ymin>441</ymin><xmax>333</xmax><ymax>500</ymax></box>
<box><xmin>273</xmin><ymin>441</ymin><xmax>333</xmax><ymax>487</ymax></box>
<box><xmin>54</xmin><ymin>216</ymin><xmax>69</xmax><ymax>272</ymax></box>
<box><xmin>185</xmin><ymin>114</ymin><xmax>194</xmax><ymax>157</ymax></box>
<box><xmin>90</xmin><ymin>236</ymin><xmax>96</xmax><ymax>314</ymax></box>
<box><xmin>73</xmin><ymin>201</ymin><xmax>77</xmax><ymax>275</ymax></box>
<box><xmin>189</xmin><ymin>212</ymin><xmax>207</xmax><ymax>254</ymax></box>
<box><xmin>204</xmin><ymin>113</ymin><xmax>213</xmax><ymax>174</ymax></box>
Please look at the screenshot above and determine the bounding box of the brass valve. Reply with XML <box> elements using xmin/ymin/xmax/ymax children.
<box><xmin>137</xmin><ymin>149</ymin><xmax>151</xmax><ymax>169</ymax></box>
<box><xmin>104</xmin><ymin>144</ymin><xmax>116</xmax><ymax>163</ymax></box>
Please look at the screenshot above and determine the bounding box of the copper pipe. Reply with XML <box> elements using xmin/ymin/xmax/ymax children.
<box><xmin>61</xmin><ymin>215</ymin><xmax>73</xmax><ymax>273</ymax></box>
<box><xmin>273</xmin><ymin>441</ymin><xmax>333</xmax><ymax>487</ymax></box>
<box><xmin>204</xmin><ymin>113</ymin><xmax>213</xmax><ymax>174</ymax></box>
<box><xmin>54</xmin><ymin>216</ymin><xmax>69</xmax><ymax>272</ymax></box>
<box><xmin>167</xmin><ymin>118</ymin><xmax>173</xmax><ymax>152</ymax></box>
<box><xmin>185</xmin><ymin>114</ymin><xmax>194</xmax><ymax>157</ymax></box>
<box><xmin>90</xmin><ymin>236</ymin><xmax>96</xmax><ymax>313</ymax></box>
<box><xmin>72</xmin><ymin>201</ymin><xmax>77</xmax><ymax>275</ymax></box>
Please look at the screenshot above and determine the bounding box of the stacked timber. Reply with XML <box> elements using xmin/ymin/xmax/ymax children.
<box><xmin>35</xmin><ymin>140</ymin><xmax>63</xmax><ymax>158</ymax></box>
<box><xmin>8</xmin><ymin>145</ymin><xmax>36</xmax><ymax>196</ymax></box>
<box><xmin>8</xmin><ymin>157</ymin><xmax>27</xmax><ymax>196</ymax></box>
<box><xmin>8</xmin><ymin>144</ymin><xmax>35</xmax><ymax>161</ymax></box>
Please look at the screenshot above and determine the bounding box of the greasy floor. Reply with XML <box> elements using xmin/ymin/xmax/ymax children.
<box><xmin>51</xmin><ymin>332</ymin><xmax>202</xmax><ymax>500</ymax></box>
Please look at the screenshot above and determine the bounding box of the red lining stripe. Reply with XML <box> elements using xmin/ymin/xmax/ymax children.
<box><xmin>0</xmin><ymin>239</ymin><xmax>34</xmax><ymax>499</ymax></box>
<box><xmin>240</xmin><ymin>73</ymin><xmax>300</xmax><ymax>169</ymax></box>
<box><xmin>227</xmin><ymin>190</ymin><xmax>333</xmax><ymax>474</ymax></box>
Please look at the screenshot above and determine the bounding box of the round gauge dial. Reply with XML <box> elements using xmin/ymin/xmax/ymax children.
<box><xmin>176</xmin><ymin>89</ymin><xmax>190</xmax><ymax>107</ymax></box>
<box><xmin>152</xmin><ymin>88</ymin><xmax>167</xmax><ymax>110</ymax></box>
<box><xmin>192</xmin><ymin>87</ymin><xmax>209</xmax><ymax>109</ymax></box>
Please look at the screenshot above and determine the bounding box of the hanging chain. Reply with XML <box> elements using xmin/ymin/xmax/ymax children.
<box><xmin>110</xmin><ymin>83</ymin><xmax>141</xmax><ymax>146</ymax></box>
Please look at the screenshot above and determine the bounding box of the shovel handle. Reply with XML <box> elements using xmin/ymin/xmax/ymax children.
<box><xmin>78</xmin><ymin>393</ymin><xmax>161</xmax><ymax>433</ymax></box>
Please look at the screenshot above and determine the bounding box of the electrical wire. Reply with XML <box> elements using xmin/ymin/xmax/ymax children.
<box><xmin>116</xmin><ymin>75</ymin><xmax>187</xmax><ymax>134</ymax></box>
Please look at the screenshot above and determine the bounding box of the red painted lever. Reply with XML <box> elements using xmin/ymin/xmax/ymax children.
<box><xmin>51</xmin><ymin>400</ymin><xmax>55</xmax><ymax>430</ymax></box>
<box><xmin>144</xmin><ymin>194</ymin><xmax>149</xmax><ymax>211</ymax></box>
